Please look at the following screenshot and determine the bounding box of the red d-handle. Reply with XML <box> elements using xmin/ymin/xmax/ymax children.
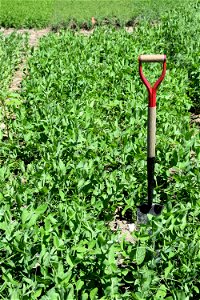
<box><xmin>139</xmin><ymin>54</ymin><xmax>166</xmax><ymax>107</ymax></box>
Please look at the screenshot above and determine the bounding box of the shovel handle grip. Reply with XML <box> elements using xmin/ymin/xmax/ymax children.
<box><xmin>139</xmin><ymin>54</ymin><xmax>166</xmax><ymax>62</ymax></box>
<box><xmin>139</xmin><ymin>54</ymin><xmax>166</xmax><ymax>107</ymax></box>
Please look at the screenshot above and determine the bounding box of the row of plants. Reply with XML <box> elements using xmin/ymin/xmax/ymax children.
<box><xmin>160</xmin><ymin>1</ymin><xmax>200</xmax><ymax>112</ymax></box>
<box><xmin>0</xmin><ymin>1</ymin><xmax>199</xmax><ymax>299</ymax></box>
<box><xmin>0</xmin><ymin>33</ymin><xmax>27</xmax><ymax>91</ymax></box>
<box><xmin>0</xmin><ymin>33</ymin><xmax>28</xmax><ymax>140</ymax></box>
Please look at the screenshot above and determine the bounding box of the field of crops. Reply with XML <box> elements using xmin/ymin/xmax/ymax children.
<box><xmin>0</xmin><ymin>1</ymin><xmax>200</xmax><ymax>299</ymax></box>
<box><xmin>0</xmin><ymin>0</ymin><xmax>192</xmax><ymax>29</ymax></box>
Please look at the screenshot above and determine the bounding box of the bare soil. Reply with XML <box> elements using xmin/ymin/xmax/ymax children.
<box><xmin>191</xmin><ymin>113</ymin><xmax>200</xmax><ymax>125</ymax></box>
<box><xmin>109</xmin><ymin>219</ymin><xmax>136</xmax><ymax>244</ymax></box>
<box><xmin>1</xmin><ymin>28</ymin><xmax>50</xmax><ymax>46</ymax></box>
<box><xmin>109</xmin><ymin>207</ymin><xmax>137</xmax><ymax>244</ymax></box>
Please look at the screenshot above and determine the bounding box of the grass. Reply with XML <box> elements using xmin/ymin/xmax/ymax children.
<box><xmin>0</xmin><ymin>0</ymin><xmax>192</xmax><ymax>28</ymax></box>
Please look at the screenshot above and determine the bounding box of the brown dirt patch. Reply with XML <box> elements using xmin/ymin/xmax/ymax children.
<box><xmin>109</xmin><ymin>207</ymin><xmax>137</xmax><ymax>244</ymax></box>
<box><xmin>126</xmin><ymin>26</ymin><xmax>134</xmax><ymax>33</ymax></box>
<box><xmin>28</xmin><ymin>28</ymin><xmax>51</xmax><ymax>47</ymax></box>
<box><xmin>109</xmin><ymin>219</ymin><xmax>137</xmax><ymax>244</ymax></box>
<box><xmin>191</xmin><ymin>113</ymin><xmax>200</xmax><ymax>125</ymax></box>
<box><xmin>78</xmin><ymin>28</ymin><xmax>94</xmax><ymax>36</ymax></box>
<box><xmin>9</xmin><ymin>59</ymin><xmax>27</xmax><ymax>91</ymax></box>
<box><xmin>1</xmin><ymin>28</ymin><xmax>50</xmax><ymax>47</ymax></box>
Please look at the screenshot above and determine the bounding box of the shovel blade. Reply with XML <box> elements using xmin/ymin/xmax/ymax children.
<box><xmin>137</xmin><ymin>203</ymin><xmax>164</xmax><ymax>224</ymax></box>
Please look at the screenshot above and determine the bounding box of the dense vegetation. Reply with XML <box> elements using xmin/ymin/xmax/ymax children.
<box><xmin>0</xmin><ymin>0</ymin><xmax>191</xmax><ymax>29</ymax></box>
<box><xmin>0</xmin><ymin>0</ymin><xmax>54</xmax><ymax>29</ymax></box>
<box><xmin>0</xmin><ymin>1</ymin><xmax>200</xmax><ymax>299</ymax></box>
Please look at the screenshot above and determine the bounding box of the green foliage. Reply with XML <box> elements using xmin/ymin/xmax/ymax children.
<box><xmin>0</xmin><ymin>1</ymin><xmax>200</xmax><ymax>299</ymax></box>
<box><xmin>0</xmin><ymin>0</ymin><xmax>54</xmax><ymax>28</ymax></box>
<box><xmin>160</xmin><ymin>1</ymin><xmax>200</xmax><ymax>111</ymax></box>
<box><xmin>0</xmin><ymin>33</ymin><xmax>27</xmax><ymax>91</ymax></box>
<box><xmin>0</xmin><ymin>0</ymin><xmax>191</xmax><ymax>29</ymax></box>
<box><xmin>188</xmin><ymin>54</ymin><xmax>200</xmax><ymax>113</ymax></box>
<box><xmin>0</xmin><ymin>33</ymin><xmax>28</xmax><ymax>140</ymax></box>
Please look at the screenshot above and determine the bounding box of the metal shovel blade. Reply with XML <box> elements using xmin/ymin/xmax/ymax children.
<box><xmin>137</xmin><ymin>203</ymin><xmax>164</xmax><ymax>224</ymax></box>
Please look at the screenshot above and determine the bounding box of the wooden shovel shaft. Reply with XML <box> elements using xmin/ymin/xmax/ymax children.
<box><xmin>148</xmin><ymin>107</ymin><xmax>156</xmax><ymax>158</ymax></box>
